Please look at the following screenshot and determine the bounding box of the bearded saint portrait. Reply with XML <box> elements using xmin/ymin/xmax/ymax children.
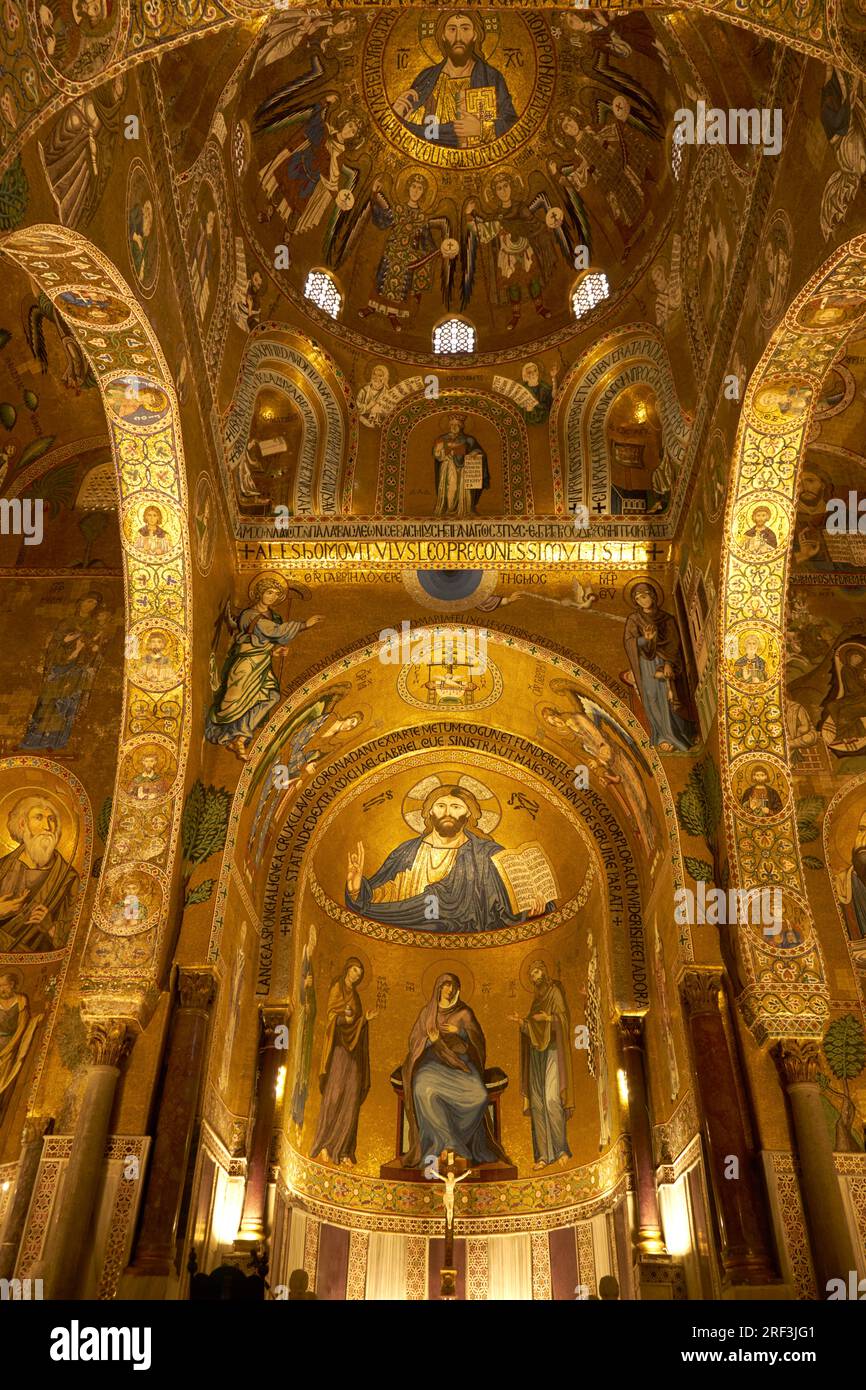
<box><xmin>0</xmin><ymin>794</ymin><xmax>80</xmax><ymax>953</ymax></box>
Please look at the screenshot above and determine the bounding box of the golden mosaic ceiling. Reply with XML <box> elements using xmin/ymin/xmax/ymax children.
<box><xmin>196</xmin><ymin>8</ymin><xmax>683</xmax><ymax>361</ymax></box>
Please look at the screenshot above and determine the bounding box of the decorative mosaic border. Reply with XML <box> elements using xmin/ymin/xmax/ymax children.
<box><xmin>406</xmin><ymin>1234</ymin><xmax>427</xmax><ymax>1300</ymax></box>
<box><xmin>281</xmin><ymin>1140</ymin><xmax>630</xmax><ymax>1235</ymax></box>
<box><xmin>96</xmin><ymin>1137</ymin><xmax>150</xmax><ymax>1299</ymax></box>
<box><xmin>0</xmin><ymin>228</ymin><xmax>193</xmax><ymax>1025</ymax></box>
<box><xmin>718</xmin><ymin>236</ymin><xmax>866</xmax><ymax>1040</ymax></box>
<box><xmin>768</xmin><ymin>1151</ymin><xmax>817</xmax><ymax>1299</ymax></box>
<box><xmin>346</xmin><ymin>1229</ymin><xmax>369</xmax><ymax>1300</ymax></box>
<box><xmin>530</xmin><ymin>1229</ymin><xmax>552</xmax><ymax>1300</ymax></box>
<box><xmin>16</xmin><ymin>1133</ymin><xmax>149</xmax><ymax>1294</ymax></box>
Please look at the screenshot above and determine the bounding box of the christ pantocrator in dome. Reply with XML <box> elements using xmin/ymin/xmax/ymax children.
<box><xmin>392</xmin><ymin>11</ymin><xmax>518</xmax><ymax>150</ymax></box>
<box><xmin>345</xmin><ymin>785</ymin><xmax>553</xmax><ymax>933</ymax></box>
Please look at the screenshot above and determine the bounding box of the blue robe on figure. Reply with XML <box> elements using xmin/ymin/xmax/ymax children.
<box><xmin>400</xmin><ymin>57</ymin><xmax>518</xmax><ymax>148</ymax></box>
<box><xmin>346</xmin><ymin>830</ymin><xmax>549</xmax><ymax>933</ymax></box>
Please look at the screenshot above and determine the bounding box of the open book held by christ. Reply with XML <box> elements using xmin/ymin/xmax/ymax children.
<box><xmin>491</xmin><ymin>841</ymin><xmax>560</xmax><ymax>916</ymax></box>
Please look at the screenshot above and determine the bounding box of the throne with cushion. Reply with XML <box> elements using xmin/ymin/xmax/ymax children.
<box><xmin>379</xmin><ymin>1064</ymin><xmax>517</xmax><ymax>1181</ymax></box>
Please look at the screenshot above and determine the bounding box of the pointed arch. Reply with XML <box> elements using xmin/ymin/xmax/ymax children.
<box><xmin>554</xmin><ymin>327</ymin><xmax>691</xmax><ymax>525</ymax></box>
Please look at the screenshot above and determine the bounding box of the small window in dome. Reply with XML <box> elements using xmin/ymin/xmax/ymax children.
<box><xmin>572</xmin><ymin>272</ymin><xmax>610</xmax><ymax>321</ymax></box>
<box><xmin>304</xmin><ymin>270</ymin><xmax>342</xmax><ymax>319</ymax></box>
<box><xmin>433</xmin><ymin>318</ymin><xmax>476</xmax><ymax>355</ymax></box>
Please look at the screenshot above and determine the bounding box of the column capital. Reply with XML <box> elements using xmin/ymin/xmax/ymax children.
<box><xmin>619</xmin><ymin>1014</ymin><xmax>645</xmax><ymax>1048</ymax></box>
<box><xmin>177</xmin><ymin>967</ymin><xmax>217</xmax><ymax>1013</ymax></box>
<box><xmin>771</xmin><ymin>1039</ymin><xmax>822</xmax><ymax>1088</ymax></box>
<box><xmin>86</xmin><ymin>1018</ymin><xmax>134</xmax><ymax>1068</ymax></box>
<box><xmin>21</xmin><ymin>1114</ymin><xmax>52</xmax><ymax>1146</ymax></box>
<box><xmin>681</xmin><ymin>969</ymin><xmax>724</xmax><ymax>1017</ymax></box>
<box><xmin>261</xmin><ymin>1003</ymin><xmax>292</xmax><ymax>1038</ymax></box>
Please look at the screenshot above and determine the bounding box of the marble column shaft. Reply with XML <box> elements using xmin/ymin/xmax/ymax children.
<box><xmin>620</xmin><ymin>1015</ymin><xmax>666</xmax><ymax>1255</ymax></box>
<box><xmin>682</xmin><ymin>971</ymin><xmax>776</xmax><ymax>1283</ymax></box>
<box><xmin>0</xmin><ymin>1115</ymin><xmax>52</xmax><ymax>1279</ymax></box>
<box><xmin>773</xmin><ymin>1040</ymin><xmax>858</xmax><ymax>1294</ymax></box>
<box><xmin>46</xmin><ymin>1019</ymin><xmax>132</xmax><ymax>1300</ymax></box>
<box><xmin>237</xmin><ymin>1006</ymin><xmax>290</xmax><ymax>1244</ymax></box>
<box><xmin>131</xmin><ymin>969</ymin><xmax>216</xmax><ymax>1274</ymax></box>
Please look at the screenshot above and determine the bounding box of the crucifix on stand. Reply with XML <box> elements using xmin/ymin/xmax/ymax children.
<box><xmin>432</xmin><ymin>1151</ymin><xmax>473</xmax><ymax>1298</ymax></box>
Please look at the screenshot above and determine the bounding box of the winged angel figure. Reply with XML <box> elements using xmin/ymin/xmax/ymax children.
<box><xmin>548</xmin><ymin>52</ymin><xmax>663</xmax><ymax>260</ymax></box>
<box><xmin>327</xmin><ymin>172</ymin><xmax>458</xmax><ymax>333</ymax></box>
<box><xmin>255</xmin><ymin>89</ymin><xmax>368</xmax><ymax>241</ymax></box>
<box><xmin>206</xmin><ymin>580</ymin><xmax>323</xmax><ymax>760</ymax></box>
<box><xmin>460</xmin><ymin>169</ymin><xmax>590</xmax><ymax>330</ymax></box>
<box><xmin>541</xmin><ymin>680</ymin><xmax>659</xmax><ymax>860</ymax></box>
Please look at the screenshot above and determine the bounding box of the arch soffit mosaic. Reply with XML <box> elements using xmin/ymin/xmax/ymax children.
<box><xmin>208</xmin><ymin>625</ymin><xmax>688</xmax><ymax>976</ymax></box>
<box><xmin>554</xmin><ymin>326</ymin><xmax>691</xmax><ymax>526</ymax></box>
<box><xmin>720</xmin><ymin>232</ymin><xmax>866</xmax><ymax>1045</ymax></box>
<box><xmin>0</xmin><ymin>224</ymin><xmax>193</xmax><ymax>1030</ymax></box>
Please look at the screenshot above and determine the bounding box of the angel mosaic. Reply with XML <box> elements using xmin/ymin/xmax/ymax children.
<box><xmin>249</xmin><ymin>10</ymin><xmax>359</xmax><ymax>83</ymax></box>
<box><xmin>461</xmin><ymin>169</ymin><xmax>583</xmax><ymax>331</ymax></box>
<box><xmin>205</xmin><ymin>576</ymin><xmax>324</xmax><ymax>760</ymax></box>
<box><xmin>245</xmin><ymin>685</ymin><xmax>365</xmax><ymax>867</ymax></box>
<box><xmin>549</xmin><ymin>86</ymin><xmax>661</xmax><ymax>258</ymax></box>
<box><xmin>819</xmin><ymin>68</ymin><xmax>866</xmax><ymax>241</ymax></box>
<box><xmin>23</xmin><ymin>290</ymin><xmax>95</xmax><ymax>394</ymax></box>
<box><xmin>255</xmin><ymin>92</ymin><xmax>368</xmax><ymax>240</ymax></box>
<box><xmin>330</xmin><ymin>171</ymin><xmax>457</xmax><ymax>334</ymax></box>
<box><xmin>539</xmin><ymin>682</ymin><xmax>659</xmax><ymax>861</ymax></box>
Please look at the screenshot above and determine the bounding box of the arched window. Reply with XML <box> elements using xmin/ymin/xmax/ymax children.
<box><xmin>433</xmin><ymin>317</ymin><xmax>476</xmax><ymax>355</ymax></box>
<box><xmin>572</xmin><ymin>271</ymin><xmax>610</xmax><ymax>321</ymax></box>
<box><xmin>304</xmin><ymin>270</ymin><xmax>342</xmax><ymax>319</ymax></box>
